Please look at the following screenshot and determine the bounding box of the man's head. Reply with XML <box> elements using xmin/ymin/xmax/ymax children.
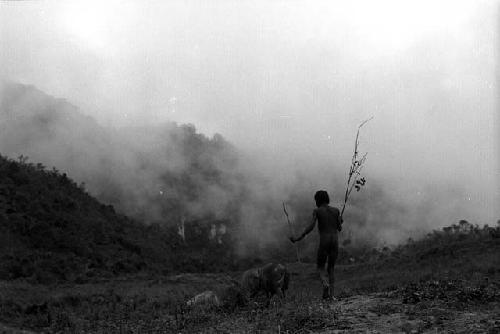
<box><xmin>314</xmin><ymin>190</ymin><xmax>330</xmax><ymax>207</ymax></box>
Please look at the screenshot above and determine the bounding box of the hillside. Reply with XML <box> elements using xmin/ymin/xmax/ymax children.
<box><xmin>0</xmin><ymin>154</ymin><xmax>239</xmax><ymax>283</ymax></box>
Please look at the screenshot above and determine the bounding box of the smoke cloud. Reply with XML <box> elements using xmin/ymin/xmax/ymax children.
<box><xmin>0</xmin><ymin>1</ymin><xmax>498</xmax><ymax>253</ymax></box>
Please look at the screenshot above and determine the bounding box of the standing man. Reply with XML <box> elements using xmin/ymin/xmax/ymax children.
<box><xmin>290</xmin><ymin>190</ymin><xmax>342</xmax><ymax>300</ymax></box>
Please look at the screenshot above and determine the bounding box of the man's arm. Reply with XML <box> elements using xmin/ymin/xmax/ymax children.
<box><xmin>290</xmin><ymin>210</ymin><xmax>317</xmax><ymax>243</ymax></box>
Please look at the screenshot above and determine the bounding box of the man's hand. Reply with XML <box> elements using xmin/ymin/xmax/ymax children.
<box><xmin>289</xmin><ymin>236</ymin><xmax>297</xmax><ymax>243</ymax></box>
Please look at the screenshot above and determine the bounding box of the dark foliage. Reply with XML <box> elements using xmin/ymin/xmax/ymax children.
<box><xmin>0</xmin><ymin>154</ymin><xmax>239</xmax><ymax>283</ymax></box>
<box><xmin>336</xmin><ymin>219</ymin><xmax>500</xmax><ymax>265</ymax></box>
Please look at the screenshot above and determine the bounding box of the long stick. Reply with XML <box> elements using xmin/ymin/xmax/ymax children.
<box><xmin>283</xmin><ymin>202</ymin><xmax>301</xmax><ymax>263</ymax></box>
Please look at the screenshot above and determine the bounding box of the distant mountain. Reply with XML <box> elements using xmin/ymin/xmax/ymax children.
<box><xmin>0</xmin><ymin>82</ymin><xmax>246</xmax><ymax>227</ymax></box>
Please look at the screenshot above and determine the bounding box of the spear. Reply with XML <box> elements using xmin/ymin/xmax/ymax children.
<box><xmin>283</xmin><ymin>202</ymin><xmax>301</xmax><ymax>263</ymax></box>
<box><xmin>340</xmin><ymin>117</ymin><xmax>373</xmax><ymax>223</ymax></box>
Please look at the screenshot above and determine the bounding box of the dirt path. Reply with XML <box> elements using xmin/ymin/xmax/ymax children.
<box><xmin>201</xmin><ymin>291</ymin><xmax>499</xmax><ymax>333</ymax></box>
<box><xmin>319</xmin><ymin>293</ymin><xmax>499</xmax><ymax>334</ymax></box>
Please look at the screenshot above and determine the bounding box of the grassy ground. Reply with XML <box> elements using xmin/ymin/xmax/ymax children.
<box><xmin>0</xmin><ymin>235</ymin><xmax>498</xmax><ymax>333</ymax></box>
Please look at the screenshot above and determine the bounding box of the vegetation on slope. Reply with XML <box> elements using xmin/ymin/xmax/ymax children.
<box><xmin>0</xmin><ymin>154</ymin><xmax>239</xmax><ymax>284</ymax></box>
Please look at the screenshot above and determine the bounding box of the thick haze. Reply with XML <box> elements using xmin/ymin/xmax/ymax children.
<box><xmin>1</xmin><ymin>0</ymin><xmax>499</xmax><ymax>246</ymax></box>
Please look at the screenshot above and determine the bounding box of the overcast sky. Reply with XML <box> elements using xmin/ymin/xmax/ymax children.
<box><xmin>1</xmin><ymin>0</ymin><xmax>499</xmax><ymax>224</ymax></box>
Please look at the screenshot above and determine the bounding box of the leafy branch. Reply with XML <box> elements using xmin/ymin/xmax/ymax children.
<box><xmin>340</xmin><ymin>117</ymin><xmax>373</xmax><ymax>222</ymax></box>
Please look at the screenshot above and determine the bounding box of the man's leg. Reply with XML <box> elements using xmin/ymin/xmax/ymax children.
<box><xmin>317</xmin><ymin>246</ymin><xmax>329</xmax><ymax>299</ymax></box>
<box><xmin>326</xmin><ymin>261</ymin><xmax>334</xmax><ymax>299</ymax></box>
<box><xmin>327</xmin><ymin>240</ymin><xmax>339</xmax><ymax>299</ymax></box>
<box><xmin>318</xmin><ymin>266</ymin><xmax>330</xmax><ymax>299</ymax></box>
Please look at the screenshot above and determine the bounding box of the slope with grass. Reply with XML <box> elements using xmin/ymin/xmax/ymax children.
<box><xmin>0</xmin><ymin>154</ymin><xmax>240</xmax><ymax>284</ymax></box>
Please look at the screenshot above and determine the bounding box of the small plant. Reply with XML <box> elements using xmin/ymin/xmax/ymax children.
<box><xmin>17</xmin><ymin>155</ymin><xmax>29</xmax><ymax>164</ymax></box>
